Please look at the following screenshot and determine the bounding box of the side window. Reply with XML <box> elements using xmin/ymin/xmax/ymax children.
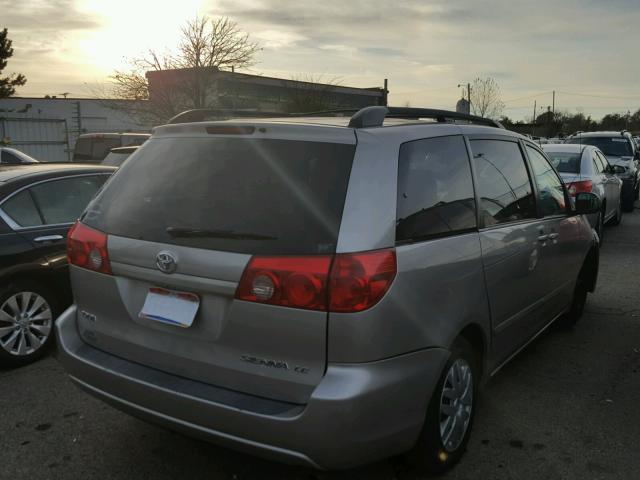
<box><xmin>396</xmin><ymin>135</ymin><xmax>476</xmax><ymax>242</ymax></box>
<box><xmin>591</xmin><ymin>154</ymin><xmax>602</xmax><ymax>174</ymax></box>
<box><xmin>1</xmin><ymin>151</ymin><xmax>22</xmax><ymax>164</ymax></box>
<box><xmin>526</xmin><ymin>145</ymin><xmax>567</xmax><ymax>216</ymax></box>
<box><xmin>29</xmin><ymin>175</ymin><xmax>108</xmax><ymax>225</ymax></box>
<box><xmin>470</xmin><ymin>139</ymin><xmax>536</xmax><ymax>226</ymax></box>
<box><xmin>596</xmin><ymin>152</ymin><xmax>610</xmax><ymax>173</ymax></box>
<box><xmin>1</xmin><ymin>190</ymin><xmax>43</xmax><ymax>227</ymax></box>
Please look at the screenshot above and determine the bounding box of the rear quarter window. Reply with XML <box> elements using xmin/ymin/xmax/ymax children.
<box><xmin>396</xmin><ymin>135</ymin><xmax>476</xmax><ymax>243</ymax></box>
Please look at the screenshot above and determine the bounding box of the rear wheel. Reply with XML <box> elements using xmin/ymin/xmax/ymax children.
<box><xmin>407</xmin><ymin>338</ymin><xmax>478</xmax><ymax>475</ymax></box>
<box><xmin>0</xmin><ymin>281</ymin><xmax>57</xmax><ymax>367</ymax></box>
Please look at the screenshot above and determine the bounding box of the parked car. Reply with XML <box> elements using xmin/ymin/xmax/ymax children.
<box><xmin>543</xmin><ymin>144</ymin><xmax>623</xmax><ymax>238</ymax></box>
<box><xmin>55</xmin><ymin>107</ymin><xmax>600</xmax><ymax>474</ymax></box>
<box><xmin>72</xmin><ymin>133</ymin><xmax>149</xmax><ymax>163</ymax></box>
<box><xmin>0</xmin><ymin>163</ymin><xmax>116</xmax><ymax>366</ymax></box>
<box><xmin>564</xmin><ymin>131</ymin><xmax>639</xmax><ymax>211</ymax></box>
<box><xmin>101</xmin><ymin>145</ymin><xmax>138</xmax><ymax>167</ymax></box>
<box><xmin>0</xmin><ymin>146</ymin><xmax>39</xmax><ymax>164</ymax></box>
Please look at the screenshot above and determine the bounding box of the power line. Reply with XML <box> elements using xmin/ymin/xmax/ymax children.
<box><xmin>555</xmin><ymin>90</ymin><xmax>640</xmax><ymax>101</ymax></box>
<box><xmin>503</xmin><ymin>91</ymin><xmax>553</xmax><ymax>103</ymax></box>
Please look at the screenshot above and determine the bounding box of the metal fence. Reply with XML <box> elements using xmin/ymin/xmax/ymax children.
<box><xmin>0</xmin><ymin>117</ymin><xmax>70</xmax><ymax>162</ymax></box>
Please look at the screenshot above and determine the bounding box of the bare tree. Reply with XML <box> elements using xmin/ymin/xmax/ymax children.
<box><xmin>470</xmin><ymin>77</ymin><xmax>505</xmax><ymax>119</ymax></box>
<box><xmin>107</xmin><ymin>16</ymin><xmax>260</xmax><ymax>123</ymax></box>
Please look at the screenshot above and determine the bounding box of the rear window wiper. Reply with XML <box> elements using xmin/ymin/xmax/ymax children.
<box><xmin>166</xmin><ymin>227</ymin><xmax>278</xmax><ymax>241</ymax></box>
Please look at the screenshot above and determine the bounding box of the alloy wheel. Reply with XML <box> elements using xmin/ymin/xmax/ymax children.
<box><xmin>439</xmin><ymin>358</ymin><xmax>474</xmax><ymax>452</ymax></box>
<box><xmin>0</xmin><ymin>291</ymin><xmax>52</xmax><ymax>356</ymax></box>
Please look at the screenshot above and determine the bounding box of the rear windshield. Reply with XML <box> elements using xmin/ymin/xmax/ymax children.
<box><xmin>566</xmin><ymin>136</ymin><xmax>632</xmax><ymax>157</ymax></box>
<box><xmin>74</xmin><ymin>137</ymin><xmax>121</xmax><ymax>162</ymax></box>
<box><xmin>544</xmin><ymin>151</ymin><xmax>582</xmax><ymax>173</ymax></box>
<box><xmin>83</xmin><ymin>137</ymin><xmax>355</xmax><ymax>255</ymax></box>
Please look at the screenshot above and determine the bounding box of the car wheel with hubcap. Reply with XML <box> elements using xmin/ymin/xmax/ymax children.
<box><xmin>0</xmin><ymin>281</ymin><xmax>57</xmax><ymax>367</ymax></box>
<box><xmin>407</xmin><ymin>338</ymin><xmax>478</xmax><ymax>475</ymax></box>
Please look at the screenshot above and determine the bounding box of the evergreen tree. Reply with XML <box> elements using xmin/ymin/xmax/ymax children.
<box><xmin>0</xmin><ymin>28</ymin><xmax>27</xmax><ymax>98</ymax></box>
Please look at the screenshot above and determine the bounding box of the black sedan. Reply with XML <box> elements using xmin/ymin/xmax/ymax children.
<box><xmin>0</xmin><ymin>163</ymin><xmax>116</xmax><ymax>366</ymax></box>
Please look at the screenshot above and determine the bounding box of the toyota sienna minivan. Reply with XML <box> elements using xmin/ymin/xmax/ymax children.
<box><xmin>56</xmin><ymin>106</ymin><xmax>600</xmax><ymax>474</ymax></box>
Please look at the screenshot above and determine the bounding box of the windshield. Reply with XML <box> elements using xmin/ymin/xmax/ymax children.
<box><xmin>84</xmin><ymin>137</ymin><xmax>355</xmax><ymax>255</ymax></box>
<box><xmin>543</xmin><ymin>151</ymin><xmax>582</xmax><ymax>173</ymax></box>
<box><xmin>566</xmin><ymin>136</ymin><xmax>633</xmax><ymax>157</ymax></box>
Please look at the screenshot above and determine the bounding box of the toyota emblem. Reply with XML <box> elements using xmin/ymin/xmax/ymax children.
<box><xmin>156</xmin><ymin>251</ymin><xmax>178</xmax><ymax>274</ymax></box>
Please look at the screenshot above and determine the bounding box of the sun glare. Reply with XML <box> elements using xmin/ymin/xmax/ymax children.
<box><xmin>76</xmin><ymin>0</ymin><xmax>206</xmax><ymax>73</ymax></box>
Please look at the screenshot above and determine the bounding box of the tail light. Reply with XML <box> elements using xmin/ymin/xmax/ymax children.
<box><xmin>66</xmin><ymin>221</ymin><xmax>112</xmax><ymax>274</ymax></box>
<box><xmin>235</xmin><ymin>249</ymin><xmax>396</xmax><ymax>313</ymax></box>
<box><xmin>566</xmin><ymin>180</ymin><xmax>592</xmax><ymax>197</ymax></box>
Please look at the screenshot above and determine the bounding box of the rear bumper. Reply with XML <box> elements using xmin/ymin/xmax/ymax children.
<box><xmin>55</xmin><ymin>305</ymin><xmax>448</xmax><ymax>470</ymax></box>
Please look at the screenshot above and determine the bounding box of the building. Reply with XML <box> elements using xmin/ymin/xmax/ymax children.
<box><xmin>146</xmin><ymin>67</ymin><xmax>388</xmax><ymax>113</ymax></box>
<box><xmin>0</xmin><ymin>97</ymin><xmax>151</xmax><ymax>162</ymax></box>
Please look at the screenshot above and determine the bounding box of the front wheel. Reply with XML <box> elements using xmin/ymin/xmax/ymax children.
<box><xmin>557</xmin><ymin>277</ymin><xmax>588</xmax><ymax>329</ymax></box>
<box><xmin>407</xmin><ymin>339</ymin><xmax>478</xmax><ymax>475</ymax></box>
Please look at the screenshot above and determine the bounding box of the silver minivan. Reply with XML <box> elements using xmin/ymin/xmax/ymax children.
<box><xmin>56</xmin><ymin>107</ymin><xmax>600</xmax><ymax>474</ymax></box>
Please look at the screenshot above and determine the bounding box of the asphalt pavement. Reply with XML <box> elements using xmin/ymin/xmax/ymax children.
<box><xmin>2</xmin><ymin>205</ymin><xmax>639</xmax><ymax>480</ymax></box>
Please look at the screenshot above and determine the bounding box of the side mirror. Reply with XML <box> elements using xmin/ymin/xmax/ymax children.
<box><xmin>575</xmin><ymin>192</ymin><xmax>601</xmax><ymax>215</ymax></box>
<box><xmin>611</xmin><ymin>165</ymin><xmax>626</xmax><ymax>175</ymax></box>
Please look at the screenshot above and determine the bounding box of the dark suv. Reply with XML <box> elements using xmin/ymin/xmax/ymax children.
<box><xmin>56</xmin><ymin>107</ymin><xmax>600</xmax><ymax>473</ymax></box>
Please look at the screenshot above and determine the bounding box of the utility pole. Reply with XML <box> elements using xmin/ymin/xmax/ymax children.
<box><xmin>532</xmin><ymin>100</ymin><xmax>537</xmax><ymax>136</ymax></box>
<box><xmin>552</xmin><ymin>90</ymin><xmax>555</xmax><ymax>116</ymax></box>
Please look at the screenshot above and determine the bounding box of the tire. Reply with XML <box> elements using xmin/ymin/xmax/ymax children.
<box><xmin>608</xmin><ymin>198</ymin><xmax>622</xmax><ymax>226</ymax></box>
<box><xmin>557</xmin><ymin>275</ymin><xmax>588</xmax><ymax>330</ymax></box>
<box><xmin>0</xmin><ymin>280</ymin><xmax>58</xmax><ymax>368</ymax></box>
<box><xmin>622</xmin><ymin>190</ymin><xmax>635</xmax><ymax>212</ymax></box>
<box><xmin>407</xmin><ymin>338</ymin><xmax>478</xmax><ymax>475</ymax></box>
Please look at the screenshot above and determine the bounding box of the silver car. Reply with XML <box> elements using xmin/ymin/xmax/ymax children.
<box><xmin>543</xmin><ymin>144</ymin><xmax>623</xmax><ymax>238</ymax></box>
<box><xmin>55</xmin><ymin>107</ymin><xmax>601</xmax><ymax>473</ymax></box>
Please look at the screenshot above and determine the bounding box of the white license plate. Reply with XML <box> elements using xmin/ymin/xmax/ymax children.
<box><xmin>139</xmin><ymin>287</ymin><xmax>200</xmax><ymax>328</ymax></box>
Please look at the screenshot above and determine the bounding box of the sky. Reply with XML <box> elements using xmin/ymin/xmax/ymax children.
<box><xmin>2</xmin><ymin>0</ymin><xmax>640</xmax><ymax>120</ymax></box>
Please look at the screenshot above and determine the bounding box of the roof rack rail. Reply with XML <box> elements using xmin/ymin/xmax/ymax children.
<box><xmin>347</xmin><ymin>106</ymin><xmax>504</xmax><ymax>129</ymax></box>
<box><xmin>167</xmin><ymin>108</ymin><xmax>287</xmax><ymax>124</ymax></box>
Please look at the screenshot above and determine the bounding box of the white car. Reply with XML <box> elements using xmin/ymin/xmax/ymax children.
<box><xmin>0</xmin><ymin>146</ymin><xmax>39</xmax><ymax>164</ymax></box>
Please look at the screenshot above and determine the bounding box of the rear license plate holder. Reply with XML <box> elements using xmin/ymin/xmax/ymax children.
<box><xmin>139</xmin><ymin>287</ymin><xmax>200</xmax><ymax>328</ymax></box>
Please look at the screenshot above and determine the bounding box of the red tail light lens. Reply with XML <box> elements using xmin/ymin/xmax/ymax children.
<box><xmin>66</xmin><ymin>221</ymin><xmax>112</xmax><ymax>274</ymax></box>
<box><xmin>566</xmin><ymin>180</ymin><xmax>592</xmax><ymax>197</ymax></box>
<box><xmin>329</xmin><ymin>250</ymin><xmax>397</xmax><ymax>312</ymax></box>
<box><xmin>235</xmin><ymin>249</ymin><xmax>397</xmax><ymax>313</ymax></box>
<box><xmin>235</xmin><ymin>256</ymin><xmax>332</xmax><ymax>310</ymax></box>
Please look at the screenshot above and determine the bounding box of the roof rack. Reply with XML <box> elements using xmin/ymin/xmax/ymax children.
<box><xmin>167</xmin><ymin>109</ymin><xmax>287</xmax><ymax>124</ymax></box>
<box><xmin>348</xmin><ymin>106</ymin><xmax>504</xmax><ymax>129</ymax></box>
<box><xmin>167</xmin><ymin>106</ymin><xmax>504</xmax><ymax>129</ymax></box>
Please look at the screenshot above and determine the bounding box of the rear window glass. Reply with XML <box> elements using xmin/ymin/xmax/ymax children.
<box><xmin>565</xmin><ymin>136</ymin><xmax>632</xmax><ymax>157</ymax></box>
<box><xmin>84</xmin><ymin>137</ymin><xmax>355</xmax><ymax>255</ymax></box>
<box><xmin>74</xmin><ymin>137</ymin><xmax>121</xmax><ymax>161</ymax></box>
<box><xmin>544</xmin><ymin>151</ymin><xmax>582</xmax><ymax>173</ymax></box>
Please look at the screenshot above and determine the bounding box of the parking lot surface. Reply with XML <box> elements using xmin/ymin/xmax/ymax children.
<box><xmin>2</xmin><ymin>205</ymin><xmax>639</xmax><ymax>480</ymax></box>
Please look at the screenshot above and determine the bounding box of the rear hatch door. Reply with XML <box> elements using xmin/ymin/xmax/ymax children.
<box><xmin>76</xmin><ymin>125</ymin><xmax>356</xmax><ymax>404</ymax></box>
